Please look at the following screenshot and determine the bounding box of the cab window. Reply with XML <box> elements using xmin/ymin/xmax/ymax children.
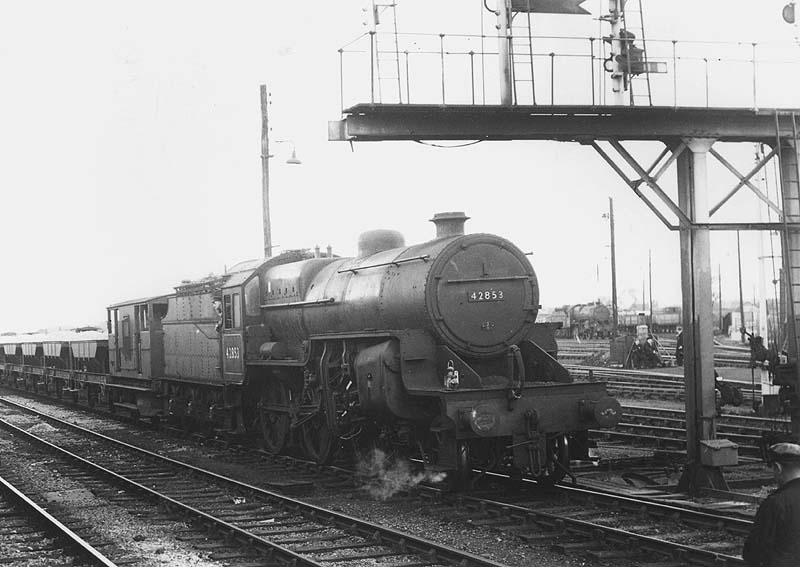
<box><xmin>244</xmin><ymin>279</ymin><xmax>260</xmax><ymax>316</ymax></box>
<box><xmin>223</xmin><ymin>293</ymin><xmax>241</xmax><ymax>329</ymax></box>
<box><xmin>223</xmin><ymin>295</ymin><xmax>233</xmax><ymax>329</ymax></box>
<box><xmin>121</xmin><ymin>316</ymin><xmax>131</xmax><ymax>356</ymax></box>
<box><xmin>232</xmin><ymin>293</ymin><xmax>241</xmax><ymax>328</ymax></box>
<box><xmin>139</xmin><ymin>304</ymin><xmax>149</xmax><ymax>331</ymax></box>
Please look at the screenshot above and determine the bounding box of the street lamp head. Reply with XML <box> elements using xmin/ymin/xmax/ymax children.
<box><xmin>285</xmin><ymin>148</ymin><xmax>302</xmax><ymax>165</ymax></box>
<box><xmin>272</xmin><ymin>140</ymin><xmax>302</xmax><ymax>164</ymax></box>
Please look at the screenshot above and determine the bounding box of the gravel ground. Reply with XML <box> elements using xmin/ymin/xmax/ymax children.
<box><xmin>0</xmin><ymin>423</ymin><xmax>226</xmax><ymax>567</ymax></box>
<box><xmin>305</xmin><ymin>489</ymin><xmax>592</xmax><ymax>567</ymax></box>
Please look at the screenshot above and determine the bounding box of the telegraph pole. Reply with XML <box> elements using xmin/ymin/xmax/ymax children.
<box><xmin>719</xmin><ymin>264</ymin><xmax>723</xmax><ymax>332</ymax></box>
<box><xmin>648</xmin><ymin>249</ymin><xmax>653</xmax><ymax>327</ymax></box>
<box><xmin>608</xmin><ymin>197</ymin><xmax>619</xmax><ymax>337</ymax></box>
<box><xmin>642</xmin><ymin>280</ymin><xmax>646</xmax><ymax>313</ymax></box>
<box><xmin>738</xmin><ymin>231</ymin><xmax>747</xmax><ymax>342</ymax></box>
<box><xmin>260</xmin><ymin>84</ymin><xmax>272</xmax><ymax>258</ymax></box>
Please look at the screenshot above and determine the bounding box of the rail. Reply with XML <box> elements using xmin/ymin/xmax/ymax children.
<box><xmin>0</xmin><ymin>472</ymin><xmax>119</xmax><ymax>566</ymax></box>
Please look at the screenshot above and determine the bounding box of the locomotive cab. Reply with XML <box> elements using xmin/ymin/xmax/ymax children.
<box><xmin>106</xmin><ymin>295</ymin><xmax>168</xmax><ymax>415</ymax></box>
<box><xmin>108</xmin><ymin>296</ymin><xmax>168</xmax><ymax>378</ymax></box>
<box><xmin>219</xmin><ymin>269</ymin><xmax>250</xmax><ymax>384</ymax></box>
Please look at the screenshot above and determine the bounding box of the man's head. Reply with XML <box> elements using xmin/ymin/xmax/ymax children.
<box><xmin>768</xmin><ymin>442</ymin><xmax>800</xmax><ymax>485</ymax></box>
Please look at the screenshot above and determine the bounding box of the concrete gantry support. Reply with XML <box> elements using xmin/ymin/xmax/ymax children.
<box><xmin>677</xmin><ymin>138</ymin><xmax>732</xmax><ymax>493</ymax></box>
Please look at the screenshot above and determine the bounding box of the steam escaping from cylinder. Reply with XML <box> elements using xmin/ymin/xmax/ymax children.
<box><xmin>356</xmin><ymin>449</ymin><xmax>446</xmax><ymax>500</ymax></box>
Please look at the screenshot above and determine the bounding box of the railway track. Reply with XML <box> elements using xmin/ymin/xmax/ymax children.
<box><xmin>0</xmin><ymin>395</ymin><xmax>512</xmax><ymax>567</ymax></box>
<box><xmin>425</xmin><ymin>479</ymin><xmax>752</xmax><ymax>566</ymax></box>
<box><xmin>0</xmin><ymin>470</ymin><xmax>119</xmax><ymax>566</ymax></box>
<box><xmin>557</xmin><ymin>339</ymin><xmax>753</xmax><ymax>368</ymax></box>
<box><xmin>591</xmin><ymin>404</ymin><xmax>790</xmax><ymax>461</ymax></box>
<box><xmin>567</xmin><ymin>365</ymin><xmax>763</xmax><ymax>403</ymax></box>
<box><xmin>0</xmin><ymin>392</ymin><xmax>762</xmax><ymax>566</ymax></box>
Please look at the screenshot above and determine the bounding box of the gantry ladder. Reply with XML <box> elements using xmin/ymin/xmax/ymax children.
<box><xmin>621</xmin><ymin>0</ymin><xmax>652</xmax><ymax>106</ymax></box>
<box><xmin>509</xmin><ymin>4</ymin><xmax>537</xmax><ymax>105</ymax></box>
<box><xmin>370</xmin><ymin>1</ymin><xmax>403</xmax><ymax>103</ymax></box>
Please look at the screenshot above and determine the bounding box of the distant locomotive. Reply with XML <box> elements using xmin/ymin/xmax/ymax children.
<box><xmin>0</xmin><ymin>212</ymin><xmax>620</xmax><ymax>484</ymax></box>
<box><xmin>569</xmin><ymin>302</ymin><xmax>613</xmax><ymax>339</ymax></box>
<box><xmin>540</xmin><ymin>302</ymin><xmax>612</xmax><ymax>339</ymax></box>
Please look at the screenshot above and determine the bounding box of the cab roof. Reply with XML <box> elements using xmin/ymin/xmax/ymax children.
<box><xmin>107</xmin><ymin>294</ymin><xmax>171</xmax><ymax>309</ymax></box>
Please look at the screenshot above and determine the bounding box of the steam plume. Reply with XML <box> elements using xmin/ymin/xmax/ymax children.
<box><xmin>357</xmin><ymin>448</ymin><xmax>446</xmax><ymax>500</ymax></box>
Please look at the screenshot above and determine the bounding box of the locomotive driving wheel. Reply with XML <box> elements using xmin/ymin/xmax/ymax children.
<box><xmin>299</xmin><ymin>344</ymin><xmax>341</xmax><ymax>464</ymax></box>
<box><xmin>300</xmin><ymin>405</ymin><xmax>337</xmax><ymax>464</ymax></box>
<box><xmin>260</xmin><ymin>380</ymin><xmax>290</xmax><ymax>455</ymax></box>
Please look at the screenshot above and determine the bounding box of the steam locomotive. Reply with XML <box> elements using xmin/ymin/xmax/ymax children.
<box><xmin>539</xmin><ymin>302</ymin><xmax>612</xmax><ymax>339</ymax></box>
<box><xmin>569</xmin><ymin>303</ymin><xmax>613</xmax><ymax>339</ymax></box>
<box><xmin>0</xmin><ymin>212</ymin><xmax>620</xmax><ymax>484</ymax></box>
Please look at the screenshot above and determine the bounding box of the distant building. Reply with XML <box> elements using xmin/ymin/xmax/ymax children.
<box><xmin>723</xmin><ymin>303</ymin><xmax>758</xmax><ymax>338</ymax></box>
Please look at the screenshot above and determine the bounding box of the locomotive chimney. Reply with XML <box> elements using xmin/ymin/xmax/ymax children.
<box><xmin>430</xmin><ymin>211</ymin><xmax>470</xmax><ymax>238</ymax></box>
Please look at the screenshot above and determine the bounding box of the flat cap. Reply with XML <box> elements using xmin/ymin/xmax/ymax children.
<box><xmin>768</xmin><ymin>442</ymin><xmax>800</xmax><ymax>463</ymax></box>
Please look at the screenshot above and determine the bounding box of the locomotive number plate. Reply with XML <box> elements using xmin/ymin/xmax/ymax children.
<box><xmin>467</xmin><ymin>290</ymin><xmax>505</xmax><ymax>302</ymax></box>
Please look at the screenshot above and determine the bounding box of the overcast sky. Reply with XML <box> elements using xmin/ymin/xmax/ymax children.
<box><xmin>1</xmin><ymin>1</ymin><xmax>798</xmax><ymax>332</ymax></box>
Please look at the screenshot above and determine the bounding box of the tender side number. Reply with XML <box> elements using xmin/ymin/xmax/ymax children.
<box><xmin>225</xmin><ymin>346</ymin><xmax>241</xmax><ymax>359</ymax></box>
<box><xmin>467</xmin><ymin>289</ymin><xmax>505</xmax><ymax>302</ymax></box>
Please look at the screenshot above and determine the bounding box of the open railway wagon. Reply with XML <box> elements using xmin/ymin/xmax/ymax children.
<box><xmin>0</xmin><ymin>330</ymin><xmax>108</xmax><ymax>401</ymax></box>
<box><xmin>1</xmin><ymin>212</ymin><xmax>622</xmax><ymax>485</ymax></box>
<box><xmin>618</xmin><ymin>307</ymin><xmax>682</xmax><ymax>335</ymax></box>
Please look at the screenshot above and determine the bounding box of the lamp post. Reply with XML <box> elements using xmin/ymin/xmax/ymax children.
<box><xmin>260</xmin><ymin>84</ymin><xmax>301</xmax><ymax>258</ymax></box>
